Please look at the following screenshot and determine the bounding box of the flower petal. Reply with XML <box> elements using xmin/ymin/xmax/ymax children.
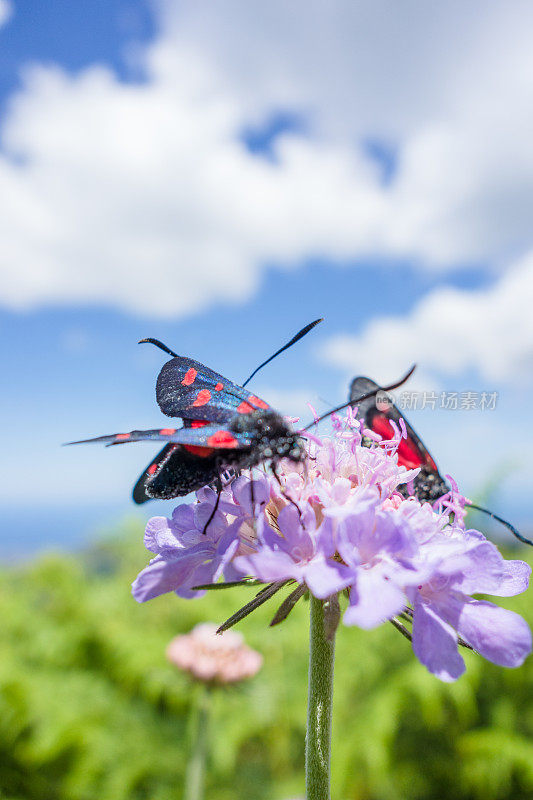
<box><xmin>456</xmin><ymin>599</ymin><xmax>532</xmax><ymax>668</ymax></box>
<box><xmin>234</xmin><ymin>549</ymin><xmax>301</xmax><ymax>583</ymax></box>
<box><xmin>171</xmin><ymin>503</ymin><xmax>196</xmax><ymax>530</ymax></box>
<box><xmin>144</xmin><ymin>516</ymin><xmax>180</xmax><ymax>554</ymax></box>
<box><xmin>343</xmin><ymin>568</ymin><xmax>406</xmax><ymax>629</ymax></box>
<box><xmin>276</xmin><ymin>504</ymin><xmax>315</xmax><ymax>560</ymax></box>
<box><xmin>411</xmin><ymin>597</ymin><xmax>465</xmax><ymax>682</ymax></box>
<box><xmin>303</xmin><ymin>557</ymin><xmax>352</xmax><ymax>599</ymax></box>
<box><xmin>493</xmin><ymin>559</ymin><xmax>531</xmax><ymax>597</ymax></box>
<box><xmin>232</xmin><ymin>474</ymin><xmax>270</xmax><ymax>513</ymax></box>
<box><xmin>132</xmin><ymin>549</ymin><xmax>206</xmax><ymax>602</ymax></box>
<box><xmin>193</xmin><ymin>502</ymin><xmax>227</xmax><ymax>536</ymax></box>
<box><xmin>446</xmin><ymin>540</ymin><xmax>505</xmax><ymax>595</ymax></box>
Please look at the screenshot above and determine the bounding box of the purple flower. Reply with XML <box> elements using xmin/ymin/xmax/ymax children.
<box><xmin>133</xmin><ymin>412</ymin><xmax>532</xmax><ymax>682</ymax></box>
<box><xmin>333</xmin><ymin>501</ymin><xmax>422</xmax><ymax>629</ymax></box>
<box><xmin>234</xmin><ymin>504</ymin><xmax>352</xmax><ymax>599</ymax></box>
<box><xmin>408</xmin><ymin>537</ymin><xmax>532</xmax><ymax>681</ymax></box>
<box><xmin>132</xmin><ymin>476</ymin><xmax>271</xmax><ymax>602</ymax></box>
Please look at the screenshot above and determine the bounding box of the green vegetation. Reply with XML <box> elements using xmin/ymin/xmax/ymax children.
<box><xmin>1</xmin><ymin>521</ymin><xmax>533</xmax><ymax>800</ymax></box>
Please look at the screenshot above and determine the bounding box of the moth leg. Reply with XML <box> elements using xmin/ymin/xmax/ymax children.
<box><xmin>203</xmin><ymin>476</ymin><xmax>222</xmax><ymax>535</ymax></box>
<box><xmin>250</xmin><ymin>475</ymin><xmax>255</xmax><ymax>514</ymax></box>
<box><xmin>221</xmin><ymin>468</ymin><xmax>237</xmax><ymax>488</ymax></box>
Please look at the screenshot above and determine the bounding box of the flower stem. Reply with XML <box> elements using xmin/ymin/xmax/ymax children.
<box><xmin>306</xmin><ymin>595</ymin><xmax>336</xmax><ymax>800</ymax></box>
<box><xmin>184</xmin><ymin>684</ymin><xmax>211</xmax><ymax>800</ymax></box>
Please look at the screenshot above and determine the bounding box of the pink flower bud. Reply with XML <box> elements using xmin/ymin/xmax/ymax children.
<box><xmin>166</xmin><ymin>623</ymin><xmax>263</xmax><ymax>685</ymax></box>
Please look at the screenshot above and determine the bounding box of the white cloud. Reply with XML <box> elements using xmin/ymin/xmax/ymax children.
<box><xmin>1</xmin><ymin>2</ymin><xmax>533</xmax><ymax>316</ymax></box>
<box><xmin>162</xmin><ymin>0</ymin><xmax>533</xmax><ymax>266</ymax></box>
<box><xmin>0</xmin><ymin>56</ymin><xmax>387</xmax><ymax>317</ymax></box>
<box><xmin>321</xmin><ymin>252</ymin><xmax>533</xmax><ymax>384</ymax></box>
<box><xmin>0</xmin><ymin>0</ymin><xmax>12</xmax><ymax>28</ymax></box>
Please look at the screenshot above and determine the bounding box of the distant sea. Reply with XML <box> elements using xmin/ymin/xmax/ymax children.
<box><xmin>0</xmin><ymin>499</ymin><xmax>178</xmax><ymax>562</ymax></box>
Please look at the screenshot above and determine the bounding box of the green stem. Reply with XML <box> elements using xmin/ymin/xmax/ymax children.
<box><xmin>306</xmin><ymin>595</ymin><xmax>336</xmax><ymax>800</ymax></box>
<box><xmin>183</xmin><ymin>684</ymin><xmax>211</xmax><ymax>800</ymax></box>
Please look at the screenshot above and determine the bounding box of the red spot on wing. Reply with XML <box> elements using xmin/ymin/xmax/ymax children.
<box><xmin>207</xmin><ymin>431</ymin><xmax>239</xmax><ymax>448</ymax></box>
<box><xmin>181</xmin><ymin>368</ymin><xmax>197</xmax><ymax>386</ymax></box>
<box><xmin>147</xmin><ymin>463</ymin><xmax>158</xmax><ymax>475</ymax></box>
<box><xmin>159</xmin><ymin>428</ymin><xmax>176</xmax><ymax>435</ymax></box>
<box><xmin>371</xmin><ymin>414</ymin><xmax>427</xmax><ymax>470</ymax></box>
<box><xmin>115</xmin><ymin>433</ymin><xmax>130</xmax><ymax>441</ymax></box>
<box><xmin>214</xmin><ymin>382</ymin><xmax>223</xmax><ymax>391</ymax></box>
<box><xmin>397</xmin><ymin>438</ymin><xmax>427</xmax><ymax>470</ymax></box>
<box><xmin>248</xmin><ymin>395</ymin><xmax>269</xmax><ymax>410</ymax></box>
<box><xmin>192</xmin><ymin>389</ymin><xmax>212</xmax><ymax>407</ymax></box>
<box><xmin>184</xmin><ymin>445</ymin><xmax>215</xmax><ymax>457</ymax></box>
<box><xmin>183</xmin><ymin>422</ymin><xmax>213</xmax><ymax>456</ymax></box>
<box><xmin>371</xmin><ymin>415</ymin><xmax>395</xmax><ymax>441</ymax></box>
<box><xmin>237</xmin><ymin>401</ymin><xmax>254</xmax><ymax>414</ymax></box>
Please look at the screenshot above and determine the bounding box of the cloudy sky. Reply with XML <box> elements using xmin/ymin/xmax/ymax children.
<box><xmin>1</xmin><ymin>0</ymin><xmax>532</xmax><ymax>556</ymax></box>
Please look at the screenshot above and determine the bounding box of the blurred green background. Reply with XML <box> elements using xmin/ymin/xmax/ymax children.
<box><xmin>1</xmin><ymin>521</ymin><xmax>532</xmax><ymax>800</ymax></box>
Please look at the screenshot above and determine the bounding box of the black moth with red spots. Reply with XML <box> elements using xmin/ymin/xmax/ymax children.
<box><xmin>69</xmin><ymin>349</ymin><xmax>306</xmax><ymax>503</ymax></box>
<box><xmin>349</xmin><ymin>376</ymin><xmax>449</xmax><ymax>502</ymax></box>
<box><xmin>349</xmin><ymin>376</ymin><xmax>533</xmax><ymax>547</ymax></box>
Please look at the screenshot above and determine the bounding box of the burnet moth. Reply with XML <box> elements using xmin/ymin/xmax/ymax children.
<box><xmin>68</xmin><ymin>320</ymin><xmax>326</xmax><ymax>506</ymax></box>
<box><xmin>67</xmin><ymin>321</ymin><xmax>415</xmax><ymax>516</ymax></box>
<box><xmin>349</xmin><ymin>377</ymin><xmax>532</xmax><ymax>546</ymax></box>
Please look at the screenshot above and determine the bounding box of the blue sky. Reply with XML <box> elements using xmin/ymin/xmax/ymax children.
<box><xmin>1</xmin><ymin>0</ymin><xmax>533</xmax><ymax>556</ymax></box>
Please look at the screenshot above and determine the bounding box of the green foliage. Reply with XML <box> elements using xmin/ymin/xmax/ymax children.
<box><xmin>1</xmin><ymin>521</ymin><xmax>533</xmax><ymax>800</ymax></box>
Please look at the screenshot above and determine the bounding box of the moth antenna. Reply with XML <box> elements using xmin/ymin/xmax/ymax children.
<box><xmin>466</xmin><ymin>503</ymin><xmax>533</xmax><ymax>547</ymax></box>
<box><xmin>302</xmin><ymin>364</ymin><xmax>416</xmax><ymax>431</ymax></box>
<box><xmin>202</xmin><ymin>477</ymin><xmax>223</xmax><ymax>535</ymax></box>
<box><xmin>138</xmin><ymin>338</ymin><xmax>178</xmax><ymax>358</ymax></box>
<box><xmin>242</xmin><ymin>318</ymin><xmax>323</xmax><ymax>387</ymax></box>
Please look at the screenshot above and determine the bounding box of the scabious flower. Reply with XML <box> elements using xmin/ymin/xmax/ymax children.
<box><xmin>132</xmin><ymin>476</ymin><xmax>270</xmax><ymax>601</ymax></box>
<box><xmin>167</xmin><ymin>623</ymin><xmax>263</xmax><ymax>684</ymax></box>
<box><xmin>133</xmin><ymin>412</ymin><xmax>531</xmax><ymax>682</ymax></box>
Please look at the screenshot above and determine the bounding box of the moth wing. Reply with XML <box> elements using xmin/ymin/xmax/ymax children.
<box><xmin>132</xmin><ymin>443</ymin><xmax>222</xmax><ymax>503</ymax></box>
<box><xmin>66</xmin><ymin>425</ymin><xmax>252</xmax><ymax>449</ymax></box>
<box><xmin>156</xmin><ymin>356</ymin><xmax>271</xmax><ymax>421</ymax></box>
<box><xmin>350</xmin><ymin>375</ymin><xmax>440</xmax><ymax>472</ymax></box>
